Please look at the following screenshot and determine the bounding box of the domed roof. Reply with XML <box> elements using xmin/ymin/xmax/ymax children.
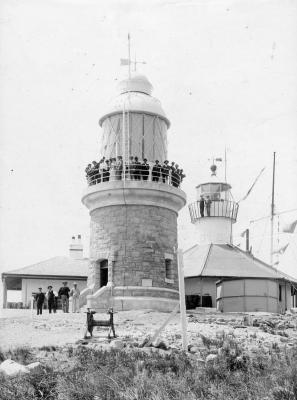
<box><xmin>117</xmin><ymin>73</ymin><xmax>153</xmax><ymax>95</ymax></box>
<box><xmin>99</xmin><ymin>73</ymin><xmax>170</xmax><ymax>127</ymax></box>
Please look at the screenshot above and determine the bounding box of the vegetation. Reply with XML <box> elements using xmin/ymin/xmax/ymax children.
<box><xmin>0</xmin><ymin>340</ymin><xmax>297</xmax><ymax>400</ymax></box>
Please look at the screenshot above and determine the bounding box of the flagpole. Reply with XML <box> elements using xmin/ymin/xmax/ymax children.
<box><xmin>270</xmin><ymin>152</ymin><xmax>276</xmax><ymax>266</ymax></box>
<box><xmin>128</xmin><ymin>33</ymin><xmax>131</xmax><ymax>79</ymax></box>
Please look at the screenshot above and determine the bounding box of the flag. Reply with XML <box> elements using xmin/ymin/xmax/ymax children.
<box><xmin>282</xmin><ymin>220</ymin><xmax>297</xmax><ymax>234</ymax></box>
<box><xmin>239</xmin><ymin>167</ymin><xmax>265</xmax><ymax>202</ymax></box>
<box><xmin>273</xmin><ymin>243</ymin><xmax>289</xmax><ymax>255</ymax></box>
<box><xmin>215</xmin><ymin>158</ymin><xmax>223</xmax><ymax>162</ymax></box>
<box><xmin>240</xmin><ymin>230</ymin><xmax>247</xmax><ymax>237</ymax></box>
<box><xmin>120</xmin><ymin>58</ymin><xmax>130</xmax><ymax>66</ymax></box>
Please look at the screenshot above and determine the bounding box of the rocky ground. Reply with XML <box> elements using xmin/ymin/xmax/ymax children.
<box><xmin>1</xmin><ymin>308</ymin><xmax>297</xmax><ymax>356</ymax></box>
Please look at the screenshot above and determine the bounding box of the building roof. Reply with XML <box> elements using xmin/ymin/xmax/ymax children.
<box><xmin>99</xmin><ymin>73</ymin><xmax>170</xmax><ymax>127</ymax></box>
<box><xmin>183</xmin><ymin>243</ymin><xmax>297</xmax><ymax>283</ymax></box>
<box><xmin>2</xmin><ymin>256</ymin><xmax>89</xmax><ymax>279</ymax></box>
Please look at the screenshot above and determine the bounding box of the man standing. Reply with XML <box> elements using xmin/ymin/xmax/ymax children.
<box><xmin>205</xmin><ymin>196</ymin><xmax>212</xmax><ymax>217</ymax></box>
<box><xmin>58</xmin><ymin>281</ymin><xmax>70</xmax><ymax>313</ymax></box>
<box><xmin>46</xmin><ymin>286</ymin><xmax>56</xmax><ymax>314</ymax></box>
<box><xmin>69</xmin><ymin>283</ymin><xmax>80</xmax><ymax>313</ymax></box>
<box><xmin>141</xmin><ymin>158</ymin><xmax>150</xmax><ymax>180</ymax></box>
<box><xmin>199</xmin><ymin>195</ymin><xmax>205</xmax><ymax>217</ymax></box>
<box><xmin>35</xmin><ymin>288</ymin><xmax>45</xmax><ymax>315</ymax></box>
<box><xmin>152</xmin><ymin>160</ymin><xmax>161</xmax><ymax>182</ymax></box>
<box><xmin>161</xmin><ymin>160</ymin><xmax>170</xmax><ymax>183</ymax></box>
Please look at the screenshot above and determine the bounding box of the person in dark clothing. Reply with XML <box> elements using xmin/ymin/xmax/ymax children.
<box><xmin>199</xmin><ymin>195</ymin><xmax>205</xmax><ymax>217</ymax></box>
<box><xmin>35</xmin><ymin>288</ymin><xmax>45</xmax><ymax>315</ymax></box>
<box><xmin>46</xmin><ymin>286</ymin><xmax>56</xmax><ymax>314</ymax></box>
<box><xmin>179</xmin><ymin>168</ymin><xmax>186</xmax><ymax>183</ymax></box>
<box><xmin>103</xmin><ymin>160</ymin><xmax>110</xmax><ymax>182</ymax></box>
<box><xmin>170</xmin><ymin>162</ymin><xmax>176</xmax><ymax>185</ymax></box>
<box><xmin>134</xmin><ymin>157</ymin><xmax>141</xmax><ymax>180</ymax></box>
<box><xmin>58</xmin><ymin>282</ymin><xmax>70</xmax><ymax>313</ymax></box>
<box><xmin>205</xmin><ymin>196</ymin><xmax>212</xmax><ymax>217</ymax></box>
<box><xmin>152</xmin><ymin>160</ymin><xmax>161</xmax><ymax>182</ymax></box>
<box><xmin>162</xmin><ymin>160</ymin><xmax>170</xmax><ymax>183</ymax></box>
<box><xmin>85</xmin><ymin>164</ymin><xmax>92</xmax><ymax>185</ymax></box>
<box><xmin>141</xmin><ymin>158</ymin><xmax>150</xmax><ymax>180</ymax></box>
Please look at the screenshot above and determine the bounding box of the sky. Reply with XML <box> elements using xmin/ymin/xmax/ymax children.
<box><xmin>0</xmin><ymin>0</ymin><xmax>296</xmax><ymax>281</ymax></box>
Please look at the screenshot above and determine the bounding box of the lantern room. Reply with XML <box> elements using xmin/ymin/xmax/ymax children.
<box><xmin>188</xmin><ymin>164</ymin><xmax>239</xmax><ymax>244</ymax></box>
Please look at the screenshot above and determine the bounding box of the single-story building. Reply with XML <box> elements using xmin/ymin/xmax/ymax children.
<box><xmin>184</xmin><ymin>243</ymin><xmax>297</xmax><ymax>313</ymax></box>
<box><xmin>1</xmin><ymin>236</ymin><xmax>88</xmax><ymax>308</ymax></box>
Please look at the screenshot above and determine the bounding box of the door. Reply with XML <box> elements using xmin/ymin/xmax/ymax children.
<box><xmin>100</xmin><ymin>260</ymin><xmax>108</xmax><ymax>287</ymax></box>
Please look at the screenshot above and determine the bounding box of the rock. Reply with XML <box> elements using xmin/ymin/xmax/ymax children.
<box><xmin>26</xmin><ymin>362</ymin><xmax>41</xmax><ymax>372</ymax></box>
<box><xmin>205</xmin><ymin>354</ymin><xmax>218</xmax><ymax>364</ymax></box>
<box><xmin>189</xmin><ymin>346</ymin><xmax>199</xmax><ymax>354</ymax></box>
<box><xmin>110</xmin><ymin>339</ymin><xmax>124</xmax><ymax>350</ymax></box>
<box><xmin>0</xmin><ymin>360</ymin><xmax>30</xmax><ymax>377</ymax></box>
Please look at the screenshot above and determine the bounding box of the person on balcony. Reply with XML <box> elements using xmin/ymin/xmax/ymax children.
<box><xmin>170</xmin><ymin>162</ymin><xmax>176</xmax><ymax>185</ymax></box>
<box><xmin>115</xmin><ymin>156</ymin><xmax>123</xmax><ymax>180</ymax></box>
<box><xmin>162</xmin><ymin>160</ymin><xmax>170</xmax><ymax>183</ymax></box>
<box><xmin>109</xmin><ymin>158</ymin><xmax>117</xmax><ymax>181</ymax></box>
<box><xmin>199</xmin><ymin>195</ymin><xmax>205</xmax><ymax>217</ymax></box>
<box><xmin>179</xmin><ymin>168</ymin><xmax>186</xmax><ymax>183</ymax></box>
<box><xmin>152</xmin><ymin>160</ymin><xmax>161</xmax><ymax>182</ymax></box>
<box><xmin>103</xmin><ymin>159</ymin><xmax>110</xmax><ymax>182</ymax></box>
<box><xmin>129</xmin><ymin>156</ymin><xmax>135</xmax><ymax>180</ymax></box>
<box><xmin>134</xmin><ymin>157</ymin><xmax>141</xmax><ymax>180</ymax></box>
<box><xmin>85</xmin><ymin>164</ymin><xmax>92</xmax><ymax>185</ymax></box>
<box><xmin>98</xmin><ymin>157</ymin><xmax>106</xmax><ymax>183</ymax></box>
<box><xmin>141</xmin><ymin>158</ymin><xmax>150</xmax><ymax>180</ymax></box>
<box><xmin>205</xmin><ymin>196</ymin><xmax>212</xmax><ymax>217</ymax></box>
<box><xmin>171</xmin><ymin>164</ymin><xmax>180</xmax><ymax>187</ymax></box>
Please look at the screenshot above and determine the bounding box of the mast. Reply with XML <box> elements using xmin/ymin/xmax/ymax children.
<box><xmin>270</xmin><ymin>152</ymin><xmax>276</xmax><ymax>266</ymax></box>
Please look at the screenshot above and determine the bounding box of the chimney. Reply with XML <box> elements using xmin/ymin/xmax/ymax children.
<box><xmin>69</xmin><ymin>235</ymin><xmax>83</xmax><ymax>259</ymax></box>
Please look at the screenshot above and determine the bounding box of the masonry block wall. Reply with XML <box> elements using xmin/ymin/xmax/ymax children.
<box><xmin>88</xmin><ymin>204</ymin><xmax>179</xmax><ymax>299</ymax></box>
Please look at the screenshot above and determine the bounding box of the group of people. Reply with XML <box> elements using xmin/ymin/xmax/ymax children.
<box><xmin>85</xmin><ymin>156</ymin><xmax>186</xmax><ymax>188</ymax></box>
<box><xmin>34</xmin><ymin>281</ymin><xmax>81</xmax><ymax>315</ymax></box>
<box><xmin>199</xmin><ymin>195</ymin><xmax>212</xmax><ymax>217</ymax></box>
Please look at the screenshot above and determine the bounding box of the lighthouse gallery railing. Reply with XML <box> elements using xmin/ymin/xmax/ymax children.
<box><xmin>188</xmin><ymin>200</ymin><xmax>239</xmax><ymax>222</ymax></box>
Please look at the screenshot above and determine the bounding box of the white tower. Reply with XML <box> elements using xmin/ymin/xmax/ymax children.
<box><xmin>188</xmin><ymin>164</ymin><xmax>239</xmax><ymax>244</ymax></box>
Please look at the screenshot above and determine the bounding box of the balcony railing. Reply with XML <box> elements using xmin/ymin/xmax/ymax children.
<box><xmin>189</xmin><ymin>200</ymin><xmax>239</xmax><ymax>222</ymax></box>
<box><xmin>86</xmin><ymin>170</ymin><xmax>184</xmax><ymax>189</ymax></box>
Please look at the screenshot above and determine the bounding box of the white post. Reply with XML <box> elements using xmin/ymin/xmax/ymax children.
<box><xmin>177</xmin><ymin>249</ymin><xmax>188</xmax><ymax>351</ymax></box>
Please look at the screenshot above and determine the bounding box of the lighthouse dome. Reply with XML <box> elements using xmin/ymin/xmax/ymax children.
<box><xmin>99</xmin><ymin>73</ymin><xmax>170</xmax><ymax>127</ymax></box>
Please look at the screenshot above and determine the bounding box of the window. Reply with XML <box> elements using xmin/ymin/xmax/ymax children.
<box><xmin>279</xmin><ymin>285</ymin><xmax>282</xmax><ymax>302</ymax></box>
<box><xmin>165</xmin><ymin>259</ymin><xmax>174</xmax><ymax>280</ymax></box>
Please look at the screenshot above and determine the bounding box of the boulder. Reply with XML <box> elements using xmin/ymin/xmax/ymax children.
<box><xmin>152</xmin><ymin>338</ymin><xmax>168</xmax><ymax>350</ymax></box>
<box><xmin>0</xmin><ymin>359</ymin><xmax>30</xmax><ymax>377</ymax></box>
<box><xmin>26</xmin><ymin>362</ymin><xmax>41</xmax><ymax>372</ymax></box>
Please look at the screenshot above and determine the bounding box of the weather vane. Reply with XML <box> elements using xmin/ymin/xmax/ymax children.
<box><xmin>120</xmin><ymin>33</ymin><xmax>146</xmax><ymax>78</ymax></box>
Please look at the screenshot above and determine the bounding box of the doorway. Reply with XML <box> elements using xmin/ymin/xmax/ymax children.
<box><xmin>100</xmin><ymin>259</ymin><xmax>108</xmax><ymax>287</ymax></box>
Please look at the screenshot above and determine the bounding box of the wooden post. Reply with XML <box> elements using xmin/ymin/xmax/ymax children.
<box><xmin>177</xmin><ymin>249</ymin><xmax>188</xmax><ymax>351</ymax></box>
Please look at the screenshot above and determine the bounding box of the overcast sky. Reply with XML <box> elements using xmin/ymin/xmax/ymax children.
<box><xmin>0</xmin><ymin>0</ymin><xmax>296</xmax><ymax>279</ymax></box>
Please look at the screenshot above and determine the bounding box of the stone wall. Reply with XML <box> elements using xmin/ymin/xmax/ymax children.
<box><xmin>89</xmin><ymin>204</ymin><xmax>179</xmax><ymax>297</ymax></box>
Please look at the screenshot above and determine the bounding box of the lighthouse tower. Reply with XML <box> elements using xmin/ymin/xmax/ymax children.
<box><xmin>82</xmin><ymin>72</ymin><xmax>187</xmax><ymax>311</ymax></box>
<box><xmin>188</xmin><ymin>164</ymin><xmax>239</xmax><ymax>244</ymax></box>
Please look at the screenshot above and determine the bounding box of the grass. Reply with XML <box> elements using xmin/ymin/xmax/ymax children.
<box><xmin>0</xmin><ymin>341</ymin><xmax>297</xmax><ymax>400</ymax></box>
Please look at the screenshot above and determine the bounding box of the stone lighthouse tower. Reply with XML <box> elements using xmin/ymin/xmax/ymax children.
<box><xmin>82</xmin><ymin>72</ymin><xmax>187</xmax><ymax>311</ymax></box>
<box><xmin>188</xmin><ymin>164</ymin><xmax>239</xmax><ymax>244</ymax></box>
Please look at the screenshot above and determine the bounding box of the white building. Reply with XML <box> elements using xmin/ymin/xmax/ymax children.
<box><xmin>184</xmin><ymin>164</ymin><xmax>297</xmax><ymax>313</ymax></box>
<box><xmin>1</xmin><ymin>236</ymin><xmax>88</xmax><ymax>308</ymax></box>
